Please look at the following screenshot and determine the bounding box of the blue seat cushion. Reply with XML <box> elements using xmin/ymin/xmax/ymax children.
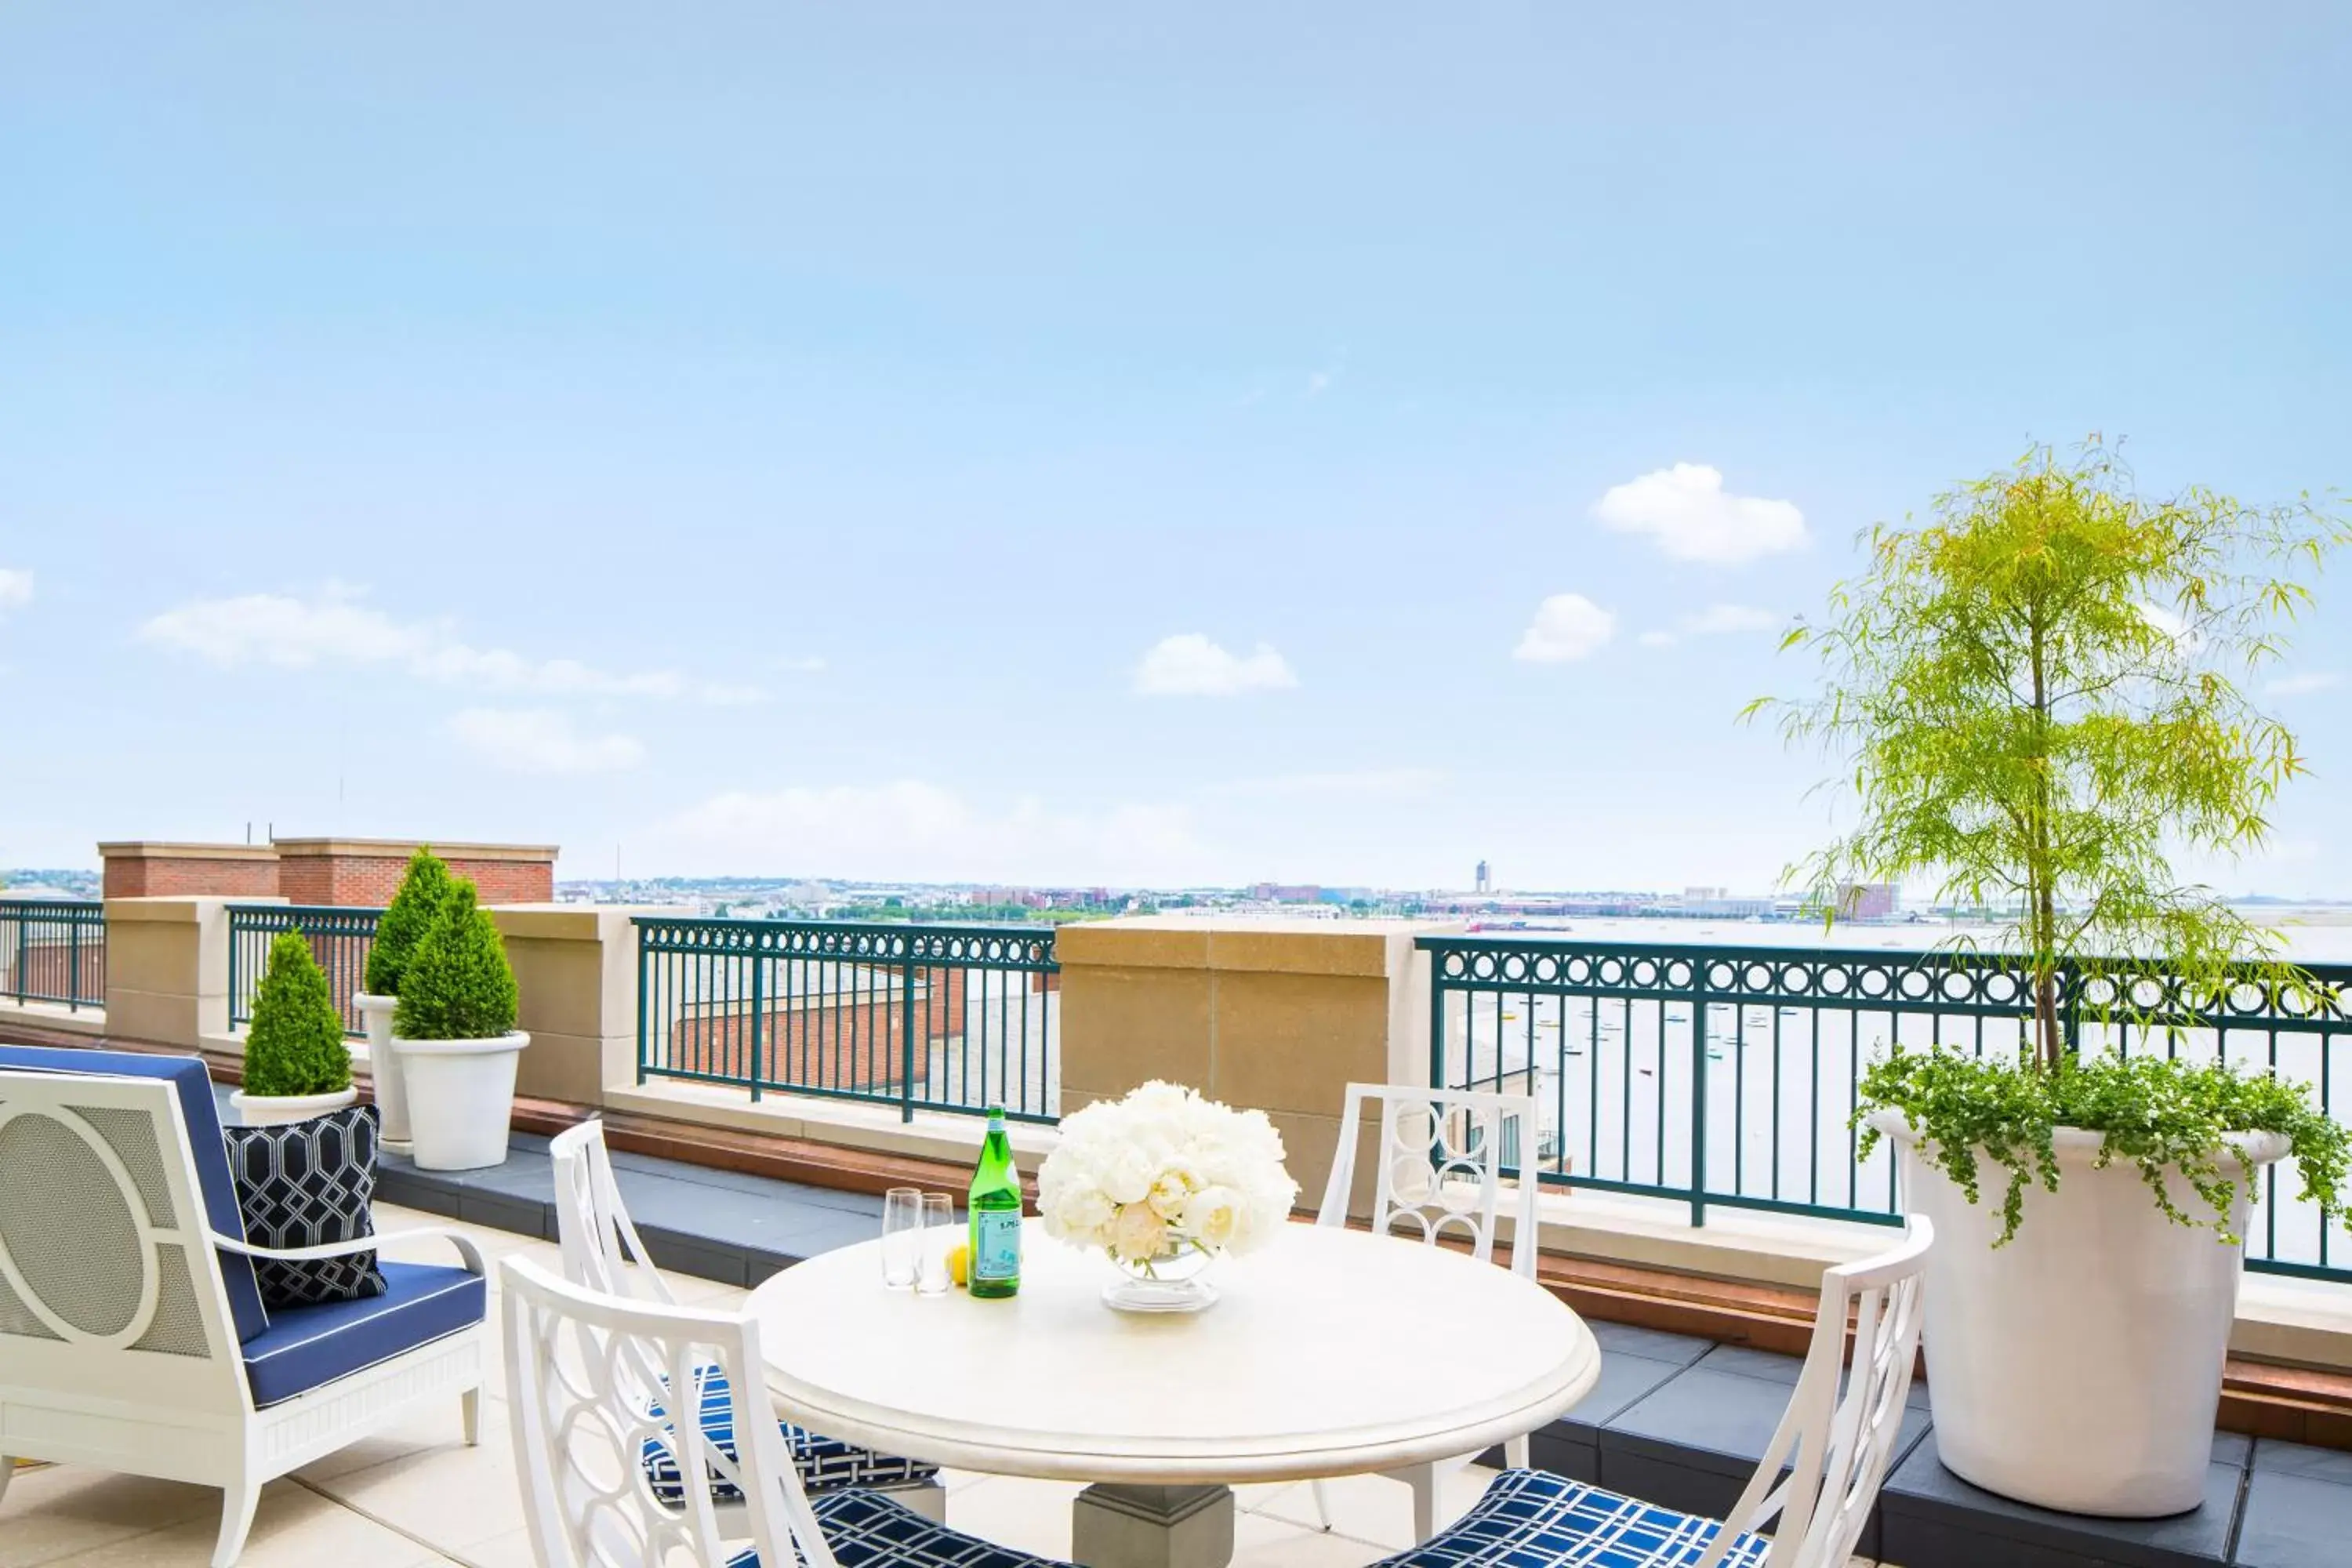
<box><xmin>241</xmin><ymin>1260</ymin><xmax>485</xmax><ymax>1407</ymax></box>
<box><xmin>725</xmin><ymin>1486</ymin><xmax>1063</xmax><ymax>1568</ymax></box>
<box><xmin>0</xmin><ymin>1046</ymin><xmax>270</xmax><ymax>1342</ymax></box>
<box><xmin>1371</xmin><ymin>1469</ymin><xmax>1768</xmax><ymax>1568</ymax></box>
<box><xmin>644</xmin><ymin>1365</ymin><xmax>939</xmax><ymax>1506</ymax></box>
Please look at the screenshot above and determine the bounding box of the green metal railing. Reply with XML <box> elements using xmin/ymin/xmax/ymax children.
<box><xmin>0</xmin><ymin>900</ymin><xmax>105</xmax><ymax>1011</ymax></box>
<box><xmin>634</xmin><ymin>917</ymin><xmax>1062</xmax><ymax>1123</ymax></box>
<box><xmin>227</xmin><ymin>904</ymin><xmax>382</xmax><ymax>1038</ymax></box>
<box><xmin>1422</xmin><ymin>935</ymin><xmax>2352</xmax><ymax>1283</ymax></box>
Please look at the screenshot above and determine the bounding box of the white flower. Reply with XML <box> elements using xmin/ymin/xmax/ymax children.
<box><xmin>1179</xmin><ymin>1185</ymin><xmax>1243</xmax><ymax>1249</ymax></box>
<box><xmin>1109</xmin><ymin>1200</ymin><xmax>1171</xmax><ymax>1263</ymax></box>
<box><xmin>1147</xmin><ymin>1165</ymin><xmax>1197</xmax><ymax>1220</ymax></box>
<box><xmin>1045</xmin><ymin>1184</ymin><xmax>1114</xmax><ymax>1244</ymax></box>
<box><xmin>1102</xmin><ymin>1145</ymin><xmax>1156</xmax><ymax>1207</ymax></box>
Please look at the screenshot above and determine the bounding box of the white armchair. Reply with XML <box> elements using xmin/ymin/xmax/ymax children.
<box><xmin>0</xmin><ymin>1047</ymin><xmax>488</xmax><ymax>1567</ymax></box>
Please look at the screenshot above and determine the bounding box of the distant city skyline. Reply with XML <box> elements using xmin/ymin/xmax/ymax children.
<box><xmin>4</xmin><ymin>8</ymin><xmax>2347</xmax><ymax>895</ymax></box>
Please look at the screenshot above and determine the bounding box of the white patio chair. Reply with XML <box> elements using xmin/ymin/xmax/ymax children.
<box><xmin>1313</xmin><ymin>1083</ymin><xmax>1544</xmax><ymax>1541</ymax></box>
<box><xmin>546</xmin><ymin>1120</ymin><xmax>946</xmax><ymax>1521</ymax></box>
<box><xmin>1370</xmin><ymin>1216</ymin><xmax>1936</xmax><ymax>1568</ymax></box>
<box><xmin>0</xmin><ymin>1047</ymin><xmax>487</xmax><ymax>1567</ymax></box>
<box><xmin>501</xmin><ymin>1254</ymin><xmax>1065</xmax><ymax>1568</ymax></box>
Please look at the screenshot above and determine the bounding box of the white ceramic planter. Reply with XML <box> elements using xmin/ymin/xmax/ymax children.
<box><xmin>227</xmin><ymin>1086</ymin><xmax>360</xmax><ymax>1128</ymax></box>
<box><xmin>394</xmin><ymin>1031</ymin><xmax>530</xmax><ymax>1171</ymax></box>
<box><xmin>1872</xmin><ymin>1109</ymin><xmax>2286</xmax><ymax>1516</ymax></box>
<box><xmin>355</xmin><ymin>993</ymin><xmax>411</xmax><ymax>1148</ymax></box>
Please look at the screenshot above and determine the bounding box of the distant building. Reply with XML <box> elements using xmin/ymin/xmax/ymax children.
<box><xmin>1838</xmin><ymin>882</ymin><xmax>1900</xmax><ymax>920</ymax></box>
<box><xmin>1475</xmin><ymin>860</ymin><xmax>1492</xmax><ymax>894</ymax></box>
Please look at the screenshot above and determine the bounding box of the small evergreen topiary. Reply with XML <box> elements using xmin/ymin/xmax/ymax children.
<box><xmin>366</xmin><ymin>847</ymin><xmax>455</xmax><ymax>996</ymax></box>
<box><xmin>245</xmin><ymin>929</ymin><xmax>354</xmax><ymax>1098</ymax></box>
<box><xmin>394</xmin><ymin>882</ymin><xmax>519</xmax><ymax>1040</ymax></box>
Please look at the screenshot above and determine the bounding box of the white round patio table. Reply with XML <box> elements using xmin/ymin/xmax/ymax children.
<box><xmin>746</xmin><ymin>1217</ymin><xmax>1599</xmax><ymax>1568</ymax></box>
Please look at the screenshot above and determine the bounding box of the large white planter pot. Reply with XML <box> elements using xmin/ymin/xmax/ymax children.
<box><xmin>1872</xmin><ymin>1109</ymin><xmax>2286</xmax><ymax>1516</ymax></box>
<box><xmin>394</xmin><ymin>1031</ymin><xmax>530</xmax><ymax>1171</ymax></box>
<box><xmin>227</xmin><ymin>1086</ymin><xmax>360</xmax><ymax>1128</ymax></box>
<box><xmin>355</xmin><ymin>993</ymin><xmax>411</xmax><ymax>1149</ymax></box>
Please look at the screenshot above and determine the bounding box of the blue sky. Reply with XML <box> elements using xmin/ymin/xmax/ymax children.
<box><xmin>3</xmin><ymin>5</ymin><xmax>2347</xmax><ymax>893</ymax></box>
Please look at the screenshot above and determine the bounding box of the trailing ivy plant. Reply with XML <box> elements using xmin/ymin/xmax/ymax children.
<box><xmin>365</xmin><ymin>847</ymin><xmax>454</xmax><ymax>996</ymax></box>
<box><xmin>1755</xmin><ymin>441</ymin><xmax>2352</xmax><ymax>1239</ymax></box>
<box><xmin>245</xmin><ymin>929</ymin><xmax>354</xmax><ymax>1098</ymax></box>
<box><xmin>1855</xmin><ymin>1047</ymin><xmax>2351</xmax><ymax>1246</ymax></box>
<box><xmin>394</xmin><ymin>882</ymin><xmax>519</xmax><ymax>1040</ymax></box>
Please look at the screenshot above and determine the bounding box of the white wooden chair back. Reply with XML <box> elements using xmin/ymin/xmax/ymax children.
<box><xmin>502</xmin><ymin>1255</ymin><xmax>836</xmax><ymax>1568</ymax></box>
<box><xmin>550</xmin><ymin>1120</ymin><xmax>676</xmax><ymax>1306</ymax></box>
<box><xmin>0</xmin><ymin>1070</ymin><xmax>246</xmax><ymax>1420</ymax></box>
<box><xmin>1316</xmin><ymin>1083</ymin><xmax>1542</xmax><ymax>1276</ymax></box>
<box><xmin>1700</xmin><ymin>1216</ymin><xmax>1935</xmax><ymax>1568</ymax></box>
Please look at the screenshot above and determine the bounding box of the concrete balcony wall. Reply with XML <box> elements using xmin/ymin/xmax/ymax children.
<box><xmin>1054</xmin><ymin>916</ymin><xmax>1465</xmax><ymax>1219</ymax></box>
<box><xmin>488</xmin><ymin>904</ymin><xmax>657</xmax><ymax>1106</ymax></box>
<box><xmin>102</xmin><ymin>895</ymin><xmax>285</xmax><ymax>1052</ymax></box>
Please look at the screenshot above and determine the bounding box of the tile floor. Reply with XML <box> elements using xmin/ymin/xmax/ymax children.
<box><xmin>1</xmin><ymin>1202</ymin><xmax>1888</xmax><ymax>1568</ymax></box>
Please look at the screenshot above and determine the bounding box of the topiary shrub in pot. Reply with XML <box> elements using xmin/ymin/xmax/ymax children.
<box><xmin>230</xmin><ymin>929</ymin><xmax>359</xmax><ymax>1127</ymax></box>
<box><xmin>390</xmin><ymin>881</ymin><xmax>528</xmax><ymax>1171</ymax></box>
<box><xmin>356</xmin><ymin>848</ymin><xmax>456</xmax><ymax>1147</ymax></box>
<box><xmin>1757</xmin><ymin>440</ymin><xmax>2351</xmax><ymax>1516</ymax></box>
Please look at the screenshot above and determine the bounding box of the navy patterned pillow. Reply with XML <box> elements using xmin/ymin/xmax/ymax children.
<box><xmin>222</xmin><ymin>1104</ymin><xmax>387</xmax><ymax>1308</ymax></box>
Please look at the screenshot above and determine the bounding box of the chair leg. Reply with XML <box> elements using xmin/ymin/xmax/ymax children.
<box><xmin>1308</xmin><ymin>1478</ymin><xmax>1334</xmax><ymax>1532</ymax></box>
<box><xmin>0</xmin><ymin>1456</ymin><xmax>17</xmax><ymax>1505</ymax></box>
<box><xmin>212</xmin><ymin>1480</ymin><xmax>262</xmax><ymax>1568</ymax></box>
<box><xmin>461</xmin><ymin>1387</ymin><xmax>481</xmax><ymax>1446</ymax></box>
<box><xmin>1504</xmin><ymin>1433</ymin><xmax>1530</xmax><ymax>1471</ymax></box>
<box><xmin>891</xmin><ymin>1479</ymin><xmax>949</xmax><ymax>1522</ymax></box>
<box><xmin>1406</xmin><ymin>1464</ymin><xmax>1438</xmax><ymax>1544</ymax></box>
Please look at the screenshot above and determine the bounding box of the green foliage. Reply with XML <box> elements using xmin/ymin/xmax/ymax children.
<box><xmin>393</xmin><ymin>883</ymin><xmax>519</xmax><ymax>1040</ymax></box>
<box><xmin>1856</xmin><ymin>1047</ymin><xmax>2351</xmax><ymax>1247</ymax></box>
<box><xmin>1756</xmin><ymin>441</ymin><xmax>2347</xmax><ymax>1066</ymax></box>
<box><xmin>365</xmin><ymin>848</ymin><xmax>455</xmax><ymax>996</ymax></box>
<box><xmin>245</xmin><ymin>929</ymin><xmax>353</xmax><ymax>1098</ymax></box>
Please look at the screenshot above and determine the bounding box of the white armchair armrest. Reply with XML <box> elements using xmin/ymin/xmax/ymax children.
<box><xmin>212</xmin><ymin>1225</ymin><xmax>487</xmax><ymax>1276</ymax></box>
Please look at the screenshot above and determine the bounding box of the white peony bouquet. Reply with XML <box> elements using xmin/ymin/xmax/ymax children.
<box><xmin>1038</xmin><ymin>1081</ymin><xmax>1300</xmax><ymax>1270</ymax></box>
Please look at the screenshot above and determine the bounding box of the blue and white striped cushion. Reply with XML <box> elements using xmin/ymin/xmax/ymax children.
<box><xmin>1374</xmin><ymin>1468</ymin><xmax>1769</xmax><ymax>1568</ymax></box>
<box><xmin>725</xmin><ymin>1486</ymin><xmax>1068</xmax><ymax>1568</ymax></box>
<box><xmin>643</xmin><ymin>1366</ymin><xmax>940</xmax><ymax>1506</ymax></box>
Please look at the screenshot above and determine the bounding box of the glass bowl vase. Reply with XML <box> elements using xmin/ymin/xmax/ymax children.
<box><xmin>1102</xmin><ymin>1243</ymin><xmax>1221</xmax><ymax>1314</ymax></box>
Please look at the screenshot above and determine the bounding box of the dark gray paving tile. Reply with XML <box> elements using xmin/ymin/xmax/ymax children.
<box><xmin>1587</xmin><ymin>1320</ymin><xmax>1712</xmax><ymax>1367</ymax></box>
<box><xmin>1609</xmin><ymin>1364</ymin><xmax>1929</xmax><ymax>1477</ymax></box>
<box><xmin>1529</xmin><ymin>1429</ymin><xmax>1599</xmax><ymax>1483</ymax></box>
<box><xmin>2210</xmin><ymin>1430</ymin><xmax>2252</xmax><ymax>1470</ymax></box>
<box><xmin>1689</xmin><ymin>1344</ymin><xmax>1802</xmax><ymax>1385</ymax></box>
<box><xmin>604</xmin><ymin>1149</ymin><xmax>886</xmax><ymax>1217</ymax></box>
<box><xmin>456</xmin><ymin>1188</ymin><xmax>556</xmax><ymax>1239</ymax></box>
<box><xmin>634</xmin><ymin>1227</ymin><xmax>752</xmax><ymax>1287</ymax></box>
<box><xmin>1557</xmin><ymin>1352</ymin><xmax>1689</xmax><ymax>1437</ymax></box>
<box><xmin>2249</xmin><ymin>1440</ymin><xmax>2352</xmax><ymax>1485</ymax></box>
<box><xmin>1885</xmin><ymin>1512</ymin><xmax>2105</xmax><ymax>1568</ymax></box>
<box><xmin>1880</xmin><ymin>1432</ymin><xmax>2238</xmax><ymax>1568</ymax></box>
<box><xmin>2235</xmin><ymin>1468</ymin><xmax>2352</xmax><ymax>1567</ymax></box>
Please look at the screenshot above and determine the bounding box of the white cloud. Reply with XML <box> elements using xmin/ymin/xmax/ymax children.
<box><xmin>1515</xmin><ymin>594</ymin><xmax>1617</xmax><ymax>662</ymax></box>
<box><xmin>1207</xmin><ymin>768</ymin><xmax>1446</xmax><ymax>801</ymax></box>
<box><xmin>0</xmin><ymin>570</ymin><xmax>32</xmax><ymax>613</ymax></box>
<box><xmin>448</xmin><ymin>708</ymin><xmax>644</xmax><ymax>775</ymax></box>
<box><xmin>653</xmin><ymin>782</ymin><xmax>1207</xmax><ymax>884</ymax></box>
<box><xmin>1638</xmin><ymin>630</ymin><xmax>1679</xmax><ymax>648</ymax></box>
<box><xmin>139</xmin><ymin>586</ymin><xmax>764</xmax><ymax>705</ymax></box>
<box><xmin>1641</xmin><ymin>604</ymin><xmax>1782</xmax><ymax>646</ymax></box>
<box><xmin>2267</xmin><ymin>671</ymin><xmax>2340</xmax><ymax>698</ymax></box>
<box><xmin>1592</xmin><ymin>463</ymin><xmax>1807</xmax><ymax>564</ymax></box>
<box><xmin>1133</xmin><ymin>634</ymin><xmax>1299</xmax><ymax>697</ymax></box>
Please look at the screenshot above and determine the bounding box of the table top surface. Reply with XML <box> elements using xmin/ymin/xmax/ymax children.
<box><xmin>745</xmin><ymin>1217</ymin><xmax>1599</xmax><ymax>1485</ymax></box>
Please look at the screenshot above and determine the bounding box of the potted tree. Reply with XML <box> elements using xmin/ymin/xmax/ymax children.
<box><xmin>355</xmin><ymin>847</ymin><xmax>455</xmax><ymax>1150</ymax></box>
<box><xmin>1761</xmin><ymin>442</ymin><xmax>2351</xmax><ymax>1516</ymax></box>
<box><xmin>230</xmin><ymin>929</ymin><xmax>361</xmax><ymax>1127</ymax></box>
<box><xmin>390</xmin><ymin>880</ymin><xmax>528</xmax><ymax>1171</ymax></box>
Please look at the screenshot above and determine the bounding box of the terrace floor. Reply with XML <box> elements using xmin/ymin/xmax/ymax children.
<box><xmin>5</xmin><ymin>1111</ymin><xmax>2347</xmax><ymax>1568</ymax></box>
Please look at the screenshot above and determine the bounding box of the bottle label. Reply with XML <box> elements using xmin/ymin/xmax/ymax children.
<box><xmin>974</xmin><ymin>1210</ymin><xmax>1022</xmax><ymax>1282</ymax></box>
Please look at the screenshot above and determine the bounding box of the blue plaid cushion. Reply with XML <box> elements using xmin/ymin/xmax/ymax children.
<box><xmin>1373</xmin><ymin>1468</ymin><xmax>1769</xmax><ymax>1568</ymax></box>
<box><xmin>643</xmin><ymin>1365</ymin><xmax>940</xmax><ymax>1507</ymax></box>
<box><xmin>725</xmin><ymin>1486</ymin><xmax>1066</xmax><ymax>1568</ymax></box>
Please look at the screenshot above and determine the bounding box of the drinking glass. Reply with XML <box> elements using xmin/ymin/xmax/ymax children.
<box><xmin>881</xmin><ymin>1187</ymin><xmax>924</xmax><ymax>1289</ymax></box>
<box><xmin>916</xmin><ymin>1193</ymin><xmax>956</xmax><ymax>1296</ymax></box>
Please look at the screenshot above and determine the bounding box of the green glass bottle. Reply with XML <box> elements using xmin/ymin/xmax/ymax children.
<box><xmin>967</xmin><ymin>1106</ymin><xmax>1022</xmax><ymax>1298</ymax></box>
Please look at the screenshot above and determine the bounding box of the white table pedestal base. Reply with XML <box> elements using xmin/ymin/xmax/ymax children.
<box><xmin>1071</xmin><ymin>1483</ymin><xmax>1235</xmax><ymax>1568</ymax></box>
